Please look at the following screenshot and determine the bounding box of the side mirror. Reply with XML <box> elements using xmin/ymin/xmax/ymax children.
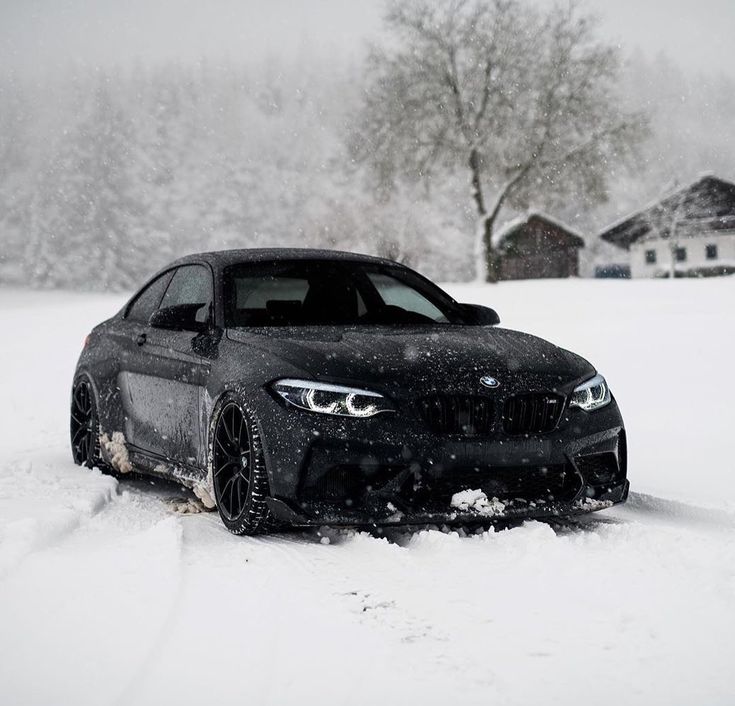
<box><xmin>458</xmin><ymin>303</ymin><xmax>501</xmax><ymax>326</ymax></box>
<box><xmin>149</xmin><ymin>303</ymin><xmax>209</xmax><ymax>332</ymax></box>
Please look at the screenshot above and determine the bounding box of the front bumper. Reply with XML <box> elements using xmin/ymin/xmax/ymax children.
<box><xmin>265</xmin><ymin>480</ymin><xmax>629</xmax><ymax>528</ymax></box>
<box><xmin>252</xmin><ymin>384</ymin><xmax>628</xmax><ymax>527</ymax></box>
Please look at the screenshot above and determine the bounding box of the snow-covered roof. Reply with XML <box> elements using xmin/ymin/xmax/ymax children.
<box><xmin>599</xmin><ymin>174</ymin><xmax>735</xmax><ymax>250</ymax></box>
<box><xmin>496</xmin><ymin>212</ymin><xmax>585</xmax><ymax>250</ymax></box>
<box><xmin>493</xmin><ymin>215</ymin><xmax>527</xmax><ymax>245</ymax></box>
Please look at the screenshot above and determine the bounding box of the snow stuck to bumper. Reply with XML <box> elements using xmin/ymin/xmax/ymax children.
<box><xmin>450</xmin><ymin>488</ymin><xmax>506</xmax><ymax>516</ymax></box>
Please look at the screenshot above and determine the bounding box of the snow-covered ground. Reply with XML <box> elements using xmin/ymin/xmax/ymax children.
<box><xmin>1</xmin><ymin>279</ymin><xmax>734</xmax><ymax>706</ymax></box>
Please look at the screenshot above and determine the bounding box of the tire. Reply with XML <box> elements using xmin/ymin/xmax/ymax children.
<box><xmin>70</xmin><ymin>375</ymin><xmax>104</xmax><ymax>470</ymax></box>
<box><xmin>209</xmin><ymin>394</ymin><xmax>271</xmax><ymax>535</ymax></box>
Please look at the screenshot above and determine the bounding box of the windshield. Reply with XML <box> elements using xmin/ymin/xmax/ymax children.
<box><xmin>222</xmin><ymin>260</ymin><xmax>464</xmax><ymax>327</ymax></box>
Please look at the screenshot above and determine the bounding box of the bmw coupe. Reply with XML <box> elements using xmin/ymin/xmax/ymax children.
<box><xmin>71</xmin><ymin>249</ymin><xmax>628</xmax><ymax>534</ymax></box>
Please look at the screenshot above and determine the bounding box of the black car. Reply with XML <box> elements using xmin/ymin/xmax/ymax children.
<box><xmin>71</xmin><ymin>249</ymin><xmax>628</xmax><ymax>534</ymax></box>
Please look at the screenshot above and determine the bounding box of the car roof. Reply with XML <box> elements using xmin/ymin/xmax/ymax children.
<box><xmin>169</xmin><ymin>248</ymin><xmax>397</xmax><ymax>269</ymax></box>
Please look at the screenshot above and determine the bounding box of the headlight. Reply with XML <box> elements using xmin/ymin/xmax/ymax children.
<box><xmin>569</xmin><ymin>374</ymin><xmax>611</xmax><ymax>411</ymax></box>
<box><xmin>272</xmin><ymin>379</ymin><xmax>394</xmax><ymax>418</ymax></box>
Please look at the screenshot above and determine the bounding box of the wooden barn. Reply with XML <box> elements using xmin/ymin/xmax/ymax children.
<box><xmin>496</xmin><ymin>213</ymin><xmax>584</xmax><ymax>280</ymax></box>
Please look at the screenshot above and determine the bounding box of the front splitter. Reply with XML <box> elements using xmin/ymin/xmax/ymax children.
<box><xmin>265</xmin><ymin>480</ymin><xmax>629</xmax><ymax>529</ymax></box>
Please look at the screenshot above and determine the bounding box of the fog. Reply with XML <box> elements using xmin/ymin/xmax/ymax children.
<box><xmin>1</xmin><ymin>0</ymin><xmax>734</xmax><ymax>288</ymax></box>
<box><xmin>0</xmin><ymin>0</ymin><xmax>380</xmax><ymax>72</ymax></box>
<box><xmin>2</xmin><ymin>0</ymin><xmax>734</xmax><ymax>77</ymax></box>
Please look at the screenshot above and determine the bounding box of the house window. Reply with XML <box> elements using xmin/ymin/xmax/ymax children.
<box><xmin>706</xmin><ymin>243</ymin><xmax>718</xmax><ymax>260</ymax></box>
<box><xmin>675</xmin><ymin>247</ymin><xmax>687</xmax><ymax>263</ymax></box>
<box><xmin>644</xmin><ymin>249</ymin><xmax>656</xmax><ymax>265</ymax></box>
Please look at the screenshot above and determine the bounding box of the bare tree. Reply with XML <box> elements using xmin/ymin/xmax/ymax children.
<box><xmin>352</xmin><ymin>0</ymin><xmax>647</xmax><ymax>281</ymax></box>
<box><xmin>649</xmin><ymin>182</ymin><xmax>688</xmax><ymax>278</ymax></box>
<box><xmin>643</xmin><ymin>180</ymin><xmax>711</xmax><ymax>278</ymax></box>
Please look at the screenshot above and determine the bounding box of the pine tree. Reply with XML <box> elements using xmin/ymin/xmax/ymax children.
<box><xmin>29</xmin><ymin>73</ymin><xmax>144</xmax><ymax>289</ymax></box>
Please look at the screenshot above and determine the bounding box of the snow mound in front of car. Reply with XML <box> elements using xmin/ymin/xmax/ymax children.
<box><xmin>450</xmin><ymin>489</ymin><xmax>506</xmax><ymax>516</ymax></box>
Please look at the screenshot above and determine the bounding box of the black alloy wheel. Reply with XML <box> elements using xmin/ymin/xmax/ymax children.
<box><xmin>211</xmin><ymin>398</ymin><xmax>269</xmax><ymax>535</ymax></box>
<box><xmin>70</xmin><ymin>377</ymin><xmax>99</xmax><ymax>468</ymax></box>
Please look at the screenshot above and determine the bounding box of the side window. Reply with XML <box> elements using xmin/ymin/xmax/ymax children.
<box><xmin>367</xmin><ymin>272</ymin><xmax>448</xmax><ymax>322</ymax></box>
<box><xmin>160</xmin><ymin>265</ymin><xmax>213</xmax><ymax>324</ymax></box>
<box><xmin>126</xmin><ymin>271</ymin><xmax>173</xmax><ymax>323</ymax></box>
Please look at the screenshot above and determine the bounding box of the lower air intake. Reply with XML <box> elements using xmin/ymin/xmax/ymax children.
<box><xmin>576</xmin><ymin>453</ymin><xmax>620</xmax><ymax>485</ymax></box>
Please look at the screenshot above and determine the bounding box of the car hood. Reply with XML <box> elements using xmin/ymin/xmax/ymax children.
<box><xmin>226</xmin><ymin>325</ymin><xmax>595</xmax><ymax>394</ymax></box>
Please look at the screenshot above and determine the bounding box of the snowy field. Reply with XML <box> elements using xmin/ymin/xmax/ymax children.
<box><xmin>1</xmin><ymin>278</ymin><xmax>734</xmax><ymax>706</ymax></box>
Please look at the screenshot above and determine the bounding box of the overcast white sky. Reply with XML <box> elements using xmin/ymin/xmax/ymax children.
<box><xmin>1</xmin><ymin>0</ymin><xmax>733</xmax><ymax>76</ymax></box>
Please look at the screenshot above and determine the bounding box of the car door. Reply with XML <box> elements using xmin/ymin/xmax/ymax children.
<box><xmin>120</xmin><ymin>264</ymin><xmax>213</xmax><ymax>467</ymax></box>
<box><xmin>112</xmin><ymin>268</ymin><xmax>174</xmax><ymax>446</ymax></box>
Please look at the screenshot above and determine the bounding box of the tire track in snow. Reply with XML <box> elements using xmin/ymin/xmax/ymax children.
<box><xmin>111</xmin><ymin>509</ymin><xmax>186</xmax><ymax>706</ymax></box>
<box><xmin>3</xmin><ymin>473</ymin><xmax>735</xmax><ymax>706</ymax></box>
<box><xmin>113</xmin><ymin>516</ymin><xmax>495</xmax><ymax>706</ymax></box>
<box><xmin>0</xmin><ymin>477</ymin><xmax>187</xmax><ymax>706</ymax></box>
<box><xmin>0</xmin><ymin>456</ymin><xmax>118</xmax><ymax>580</ymax></box>
<box><xmin>96</xmin><ymin>483</ymin><xmax>191</xmax><ymax>706</ymax></box>
<box><xmin>615</xmin><ymin>490</ymin><xmax>735</xmax><ymax>529</ymax></box>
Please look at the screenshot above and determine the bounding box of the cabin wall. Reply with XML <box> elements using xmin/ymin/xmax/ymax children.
<box><xmin>498</xmin><ymin>218</ymin><xmax>582</xmax><ymax>279</ymax></box>
<box><xmin>499</xmin><ymin>250</ymin><xmax>579</xmax><ymax>280</ymax></box>
<box><xmin>630</xmin><ymin>231</ymin><xmax>735</xmax><ymax>277</ymax></box>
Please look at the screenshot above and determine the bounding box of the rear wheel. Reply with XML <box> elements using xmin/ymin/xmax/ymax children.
<box><xmin>210</xmin><ymin>397</ymin><xmax>270</xmax><ymax>535</ymax></box>
<box><xmin>70</xmin><ymin>376</ymin><xmax>102</xmax><ymax>468</ymax></box>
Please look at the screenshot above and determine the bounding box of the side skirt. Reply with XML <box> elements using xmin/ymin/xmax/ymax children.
<box><xmin>126</xmin><ymin>446</ymin><xmax>207</xmax><ymax>490</ymax></box>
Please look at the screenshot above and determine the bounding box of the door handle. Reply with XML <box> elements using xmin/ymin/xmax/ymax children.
<box><xmin>136</xmin><ymin>333</ymin><xmax>147</xmax><ymax>346</ymax></box>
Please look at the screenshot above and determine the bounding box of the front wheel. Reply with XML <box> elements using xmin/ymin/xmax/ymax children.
<box><xmin>210</xmin><ymin>396</ymin><xmax>270</xmax><ymax>535</ymax></box>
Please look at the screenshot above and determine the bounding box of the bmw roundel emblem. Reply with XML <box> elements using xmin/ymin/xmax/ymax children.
<box><xmin>480</xmin><ymin>375</ymin><xmax>500</xmax><ymax>389</ymax></box>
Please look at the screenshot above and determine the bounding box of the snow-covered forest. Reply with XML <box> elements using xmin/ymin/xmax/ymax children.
<box><xmin>1</xmin><ymin>24</ymin><xmax>734</xmax><ymax>288</ymax></box>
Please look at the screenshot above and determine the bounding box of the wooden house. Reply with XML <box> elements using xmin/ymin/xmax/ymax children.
<box><xmin>599</xmin><ymin>175</ymin><xmax>735</xmax><ymax>278</ymax></box>
<box><xmin>496</xmin><ymin>213</ymin><xmax>584</xmax><ymax>280</ymax></box>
